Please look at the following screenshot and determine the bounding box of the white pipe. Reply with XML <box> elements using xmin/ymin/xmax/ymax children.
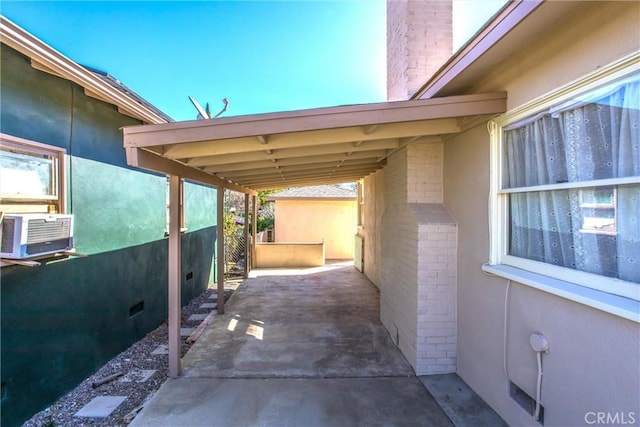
<box><xmin>503</xmin><ymin>280</ymin><xmax>512</xmax><ymax>380</ymax></box>
<box><xmin>534</xmin><ymin>351</ymin><xmax>543</xmax><ymax>420</ymax></box>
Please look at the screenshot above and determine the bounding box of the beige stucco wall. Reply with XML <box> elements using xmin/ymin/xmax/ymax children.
<box><xmin>255</xmin><ymin>242</ymin><xmax>324</xmax><ymax>268</ymax></box>
<box><xmin>361</xmin><ymin>170</ymin><xmax>385</xmax><ymax>288</ymax></box>
<box><xmin>471</xmin><ymin>2</ymin><xmax>640</xmax><ymax>111</ymax></box>
<box><xmin>444</xmin><ymin>2</ymin><xmax>640</xmax><ymax>425</ymax></box>
<box><xmin>273</xmin><ymin>199</ymin><xmax>356</xmax><ymax>260</ymax></box>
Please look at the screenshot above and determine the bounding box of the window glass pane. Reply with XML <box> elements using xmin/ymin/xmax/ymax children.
<box><xmin>503</xmin><ymin>72</ymin><xmax>640</xmax><ymax>188</ymax></box>
<box><xmin>0</xmin><ymin>148</ymin><xmax>56</xmax><ymax>198</ymax></box>
<box><xmin>509</xmin><ymin>184</ymin><xmax>640</xmax><ymax>283</ymax></box>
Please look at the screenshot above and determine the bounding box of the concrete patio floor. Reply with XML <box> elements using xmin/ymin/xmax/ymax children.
<box><xmin>131</xmin><ymin>262</ymin><xmax>502</xmax><ymax>426</ymax></box>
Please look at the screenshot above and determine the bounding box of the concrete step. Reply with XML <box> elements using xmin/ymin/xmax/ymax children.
<box><xmin>74</xmin><ymin>396</ymin><xmax>127</xmax><ymax>419</ymax></box>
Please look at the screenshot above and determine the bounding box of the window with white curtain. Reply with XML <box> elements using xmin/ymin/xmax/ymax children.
<box><xmin>492</xmin><ymin>70</ymin><xmax>639</xmax><ymax>301</ymax></box>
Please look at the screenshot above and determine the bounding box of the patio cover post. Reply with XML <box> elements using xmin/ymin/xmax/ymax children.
<box><xmin>168</xmin><ymin>174</ymin><xmax>182</xmax><ymax>378</ymax></box>
<box><xmin>252</xmin><ymin>194</ymin><xmax>257</xmax><ymax>269</ymax></box>
<box><xmin>244</xmin><ymin>193</ymin><xmax>250</xmax><ymax>278</ymax></box>
<box><xmin>217</xmin><ymin>187</ymin><xmax>225</xmax><ymax>314</ymax></box>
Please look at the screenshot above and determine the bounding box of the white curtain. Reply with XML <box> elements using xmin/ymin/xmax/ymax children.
<box><xmin>504</xmin><ymin>76</ymin><xmax>640</xmax><ymax>284</ymax></box>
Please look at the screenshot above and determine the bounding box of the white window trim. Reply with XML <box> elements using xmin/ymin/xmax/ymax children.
<box><xmin>0</xmin><ymin>133</ymin><xmax>67</xmax><ymax>213</ymax></box>
<box><xmin>487</xmin><ymin>53</ymin><xmax>640</xmax><ymax>320</ymax></box>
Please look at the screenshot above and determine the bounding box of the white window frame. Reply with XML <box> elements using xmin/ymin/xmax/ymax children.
<box><xmin>0</xmin><ymin>133</ymin><xmax>67</xmax><ymax>213</ymax></box>
<box><xmin>485</xmin><ymin>53</ymin><xmax>640</xmax><ymax>319</ymax></box>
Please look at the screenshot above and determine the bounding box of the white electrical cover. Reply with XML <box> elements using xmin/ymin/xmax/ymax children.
<box><xmin>529</xmin><ymin>333</ymin><xmax>550</xmax><ymax>353</ymax></box>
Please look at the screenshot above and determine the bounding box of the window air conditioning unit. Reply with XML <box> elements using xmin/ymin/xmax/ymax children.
<box><xmin>1</xmin><ymin>213</ymin><xmax>74</xmax><ymax>259</ymax></box>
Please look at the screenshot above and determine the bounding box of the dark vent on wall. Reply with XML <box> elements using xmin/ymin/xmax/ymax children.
<box><xmin>186</xmin><ymin>272</ymin><xmax>193</xmax><ymax>281</ymax></box>
<box><xmin>509</xmin><ymin>381</ymin><xmax>544</xmax><ymax>425</ymax></box>
<box><xmin>129</xmin><ymin>301</ymin><xmax>144</xmax><ymax>317</ymax></box>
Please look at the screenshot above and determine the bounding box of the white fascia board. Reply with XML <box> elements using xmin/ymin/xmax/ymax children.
<box><xmin>0</xmin><ymin>16</ymin><xmax>169</xmax><ymax>125</ymax></box>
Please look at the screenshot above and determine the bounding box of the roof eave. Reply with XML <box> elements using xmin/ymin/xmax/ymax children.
<box><xmin>0</xmin><ymin>16</ymin><xmax>171</xmax><ymax>125</ymax></box>
<box><xmin>412</xmin><ymin>0</ymin><xmax>544</xmax><ymax>99</ymax></box>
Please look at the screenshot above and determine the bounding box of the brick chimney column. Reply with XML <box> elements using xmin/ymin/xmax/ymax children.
<box><xmin>387</xmin><ymin>0</ymin><xmax>452</xmax><ymax>101</ymax></box>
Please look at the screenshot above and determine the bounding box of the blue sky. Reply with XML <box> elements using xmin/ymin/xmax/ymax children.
<box><xmin>1</xmin><ymin>1</ymin><xmax>504</xmax><ymax>121</ymax></box>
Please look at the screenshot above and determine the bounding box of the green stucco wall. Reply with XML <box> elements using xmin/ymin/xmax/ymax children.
<box><xmin>71</xmin><ymin>157</ymin><xmax>167</xmax><ymax>254</ymax></box>
<box><xmin>0</xmin><ymin>45</ymin><xmax>218</xmax><ymax>426</ymax></box>
<box><xmin>185</xmin><ymin>180</ymin><xmax>218</xmax><ymax>232</ymax></box>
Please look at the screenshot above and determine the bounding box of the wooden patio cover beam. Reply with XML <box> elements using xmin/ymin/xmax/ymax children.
<box><xmin>123</xmin><ymin>92</ymin><xmax>506</xmax><ymax>148</ymax></box>
<box><xmin>125</xmin><ymin>146</ymin><xmax>256</xmax><ymax>195</ymax></box>
<box><xmin>123</xmin><ymin>92</ymin><xmax>506</xmax><ymax>193</ymax></box>
<box><xmin>184</xmin><ymin>138</ymin><xmax>400</xmax><ymax>167</ymax></box>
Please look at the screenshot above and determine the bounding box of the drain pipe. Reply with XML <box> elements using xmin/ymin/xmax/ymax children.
<box><xmin>529</xmin><ymin>333</ymin><xmax>550</xmax><ymax>420</ymax></box>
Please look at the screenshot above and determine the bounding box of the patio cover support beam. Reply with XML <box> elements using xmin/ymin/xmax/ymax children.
<box><xmin>217</xmin><ymin>188</ymin><xmax>225</xmax><ymax>314</ymax></box>
<box><xmin>160</xmin><ymin>119</ymin><xmax>460</xmax><ymax>159</ymax></box>
<box><xmin>168</xmin><ymin>175</ymin><xmax>182</xmax><ymax>378</ymax></box>
<box><xmin>217</xmin><ymin>157</ymin><xmax>380</xmax><ymax>179</ymax></box>
<box><xmin>125</xmin><ymin>147</ymin><xmax>256</xmax><ymax>196</ymax></box>
<box><xmin>244</xmin><ymin>193</ymin><xmax>249</xmax><ymax>278</ymax></box>
<box><xmin>252</xmin><ymin>195</ymin><xmax>257</xmax><ymax>269</ymax></box>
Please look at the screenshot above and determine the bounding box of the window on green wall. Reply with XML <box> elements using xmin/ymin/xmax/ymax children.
<box><xmin>0</xmin><ymin>133</ymin><xmax>66</xmax><ymax>213</ymax></box>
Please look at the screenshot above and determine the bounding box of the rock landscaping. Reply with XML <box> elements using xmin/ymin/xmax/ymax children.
<box><xmin>23</xmin><ymin>284</ymin><xmax>238</xmax><ymax>427</ymax></box>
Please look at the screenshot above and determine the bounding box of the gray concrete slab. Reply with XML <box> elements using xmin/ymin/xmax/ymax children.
<box><xmin>130</xmin><ymin>377</ymin><xmax>452</xmax><ymax>427</ymax></box>
<box><xmin>180</xmin><ymin>327</ymin><xmax>196</xmax><ymax>337</ymax></box>
<box><xmin>188</xmin><ymin>313</ymin><xmax>209</xmax><ymax>321</ymax></box>
<box><xmin>183</xmin><ymin>265</ymin><xmax>413</xmax><ymax>378</ymax></box>
<box><xmin>74</xmin><ymin>395</ymin><xmax>127</xmax><ymax>418</ymax></box>
<box><xmin>420</xmin><ymin>374</ymin><xmax>507</xmax><ymax>427</ymax></box>
<box><xmin>120</xmin><ymin>369</ymin><xmax>157</xmax><ymax>383</ymax></box>
<box><xmin>132</xmin><ymin>263</ymin><xmax>454</xmax><ymax>426</ymax></box>
<box><xmin>151</xmin><ymin>344</ymin><xmax>168</xmax><ymax>355</ymax></box>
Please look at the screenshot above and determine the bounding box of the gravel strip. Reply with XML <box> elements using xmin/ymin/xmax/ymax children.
<box><xmin>24</xmin><ymin>279</ymin><xmax>241</xmax><ymax>427</ymax></box>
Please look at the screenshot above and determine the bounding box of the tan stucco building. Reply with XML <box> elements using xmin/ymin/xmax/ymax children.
<box><xmin>267</xmin><ymin>185</ymin><xmax>357</xmax><ymax>260</ymax></box>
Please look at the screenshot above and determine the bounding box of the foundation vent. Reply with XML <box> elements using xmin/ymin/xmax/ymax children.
<box><xmin>509</xmin><ymin>381</ymin><xmax>544</xmax><ymax>424</ymax></box>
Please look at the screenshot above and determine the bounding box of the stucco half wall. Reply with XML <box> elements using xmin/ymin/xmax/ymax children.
<box><xmin>255</xmin><ymin>242</ymin><xmax>325</xmax><ymax>268</ymax></box>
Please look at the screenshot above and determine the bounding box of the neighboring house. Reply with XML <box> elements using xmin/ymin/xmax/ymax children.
<box><xmin>119</xmin><ymin>2</ymin><xmax>639</xmax><ymax>426</ymax></box>
<box><xmin>266</xmin><ymin>185</ymin><xmax>357</xmax><ymax>260</ymax></box>
<box><xmin>0</xmin><ymin>17</ymin><xmax>219</xmax><ymax>426</ymax></box>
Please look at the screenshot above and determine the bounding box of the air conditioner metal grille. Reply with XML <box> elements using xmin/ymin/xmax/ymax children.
<box><xmin>26</xmin><ymin>218</ymin><xmax>72</xmax><ymax>244</ymax></box>
<box><xmin>1</xmin><ymin>218</ymin><xmax>16</xmax><ymax>253</ymax></box>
